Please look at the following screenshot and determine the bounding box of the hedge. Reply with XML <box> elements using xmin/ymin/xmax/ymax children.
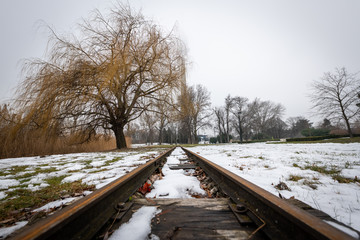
<box><xmin>286</xmin><ymin>134</ymin><xmax>360</xmax><ymax>142</ymax></box>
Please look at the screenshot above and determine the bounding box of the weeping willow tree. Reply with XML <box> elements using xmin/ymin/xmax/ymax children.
<box><xmin>17</xmin><ymin>4</ymin><xmax>186</xmax><ymax>149</ymax></box>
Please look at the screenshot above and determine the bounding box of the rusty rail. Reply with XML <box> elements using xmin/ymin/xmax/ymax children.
<box><xmin>9</xmin><ymin>146</ymin><xmax>358</xmax><ymax>240</ymax></box>
<box><xmin>10</xmin><ymin>147</ymin><xmax>175</xmax><ymax>240</ymax></box>
<box><xmin>181</xmin><ymin>147</ymin><xmax>356</xmax><ymax>240</ymax></box>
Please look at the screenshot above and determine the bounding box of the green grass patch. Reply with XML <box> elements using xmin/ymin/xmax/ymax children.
<box><xmin>11</xmin><ymin>167</ymin><xmax>59</xmax><ymax>182</ymax></box>
<box><xmin>56</xmin><ymin>162</ymin><xmax>69</xmax><ymax>166</ymax></box>
<box><xmin>105</xmin><ymin>156</ymin><xmax>123</xmax><ymax>165</ymax></box>
<box><xmin>8</xmin><ymin>184</ymin><xmax>29</xmax><ymax>189</ymax></box>
<box><xmin>293</xmin><ymin>163</ymin><xmax>301</xmax><ymax>168</ymax></box>
<box><xmin>45</xmin><ymin>175</ymin><xmax>68</xmax><ymax>186</ymax></box>
<box><xmin>34</xmin><ymin>167</ymin><xmax>58</xmax><ymax>174</ymax></box>
<box><xmin>0</xmin><ymin>165</ymin><xmax>30</xmax><ymax>177</ymax></box>
<box><xmin>19</xmin><ymin>178</ymin><xmax>31</xmax><ymax>184</ymax></box>
<box><xmin>0</xmin><ymin>181</ymin><xmax>95</xmax><ymax>222</ymax></box>
<box><xmin>38</xmin><ymin>163</ymin><xmax>50</xmax><ymax>167</ymax></box>
<box><xmin>81</xmin><ymin>159</ymin><xmax>95</xmax><ymax>169</ymax></box>
<box><xmin>88</xmin><ymin>168</ymin><xmax>109</xmax><ymax>174</ymax></box>
<box><xmin>82</xmin><ymin>160</ymin><xmax>92</xmax><ymax>165</ymax></box>
<box><xmin>14</xmin><ymin>172</ymin><xmax>36</xmax><ymax>180</ymax></box>
<box><xmin>272</xmin><ymin>137</ymin><xmax>360</xmax><ymax>144</ymax></box>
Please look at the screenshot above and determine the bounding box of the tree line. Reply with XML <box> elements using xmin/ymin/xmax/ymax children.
<box><xmin>0</xmin><ymin>4</ymin><xmax>359</xmax><ymax>158</ymax></box>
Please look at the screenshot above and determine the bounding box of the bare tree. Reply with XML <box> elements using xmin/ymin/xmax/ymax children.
<box><xmin>310</xmin><ymin>67</ymin><xmax>360</xmax><ymax>137</ymax></box>
<box><xmin>153</xmin><ymin>90</ymin><xmax>177</xmax><ymax>144</ymax></box>
<box><xmin>16</xmin><ymin>4</ymin><xmax>186</xmax><ymax>149</ymax></box>
<box><xmin>190</xmin><ymin>85</ymin><xmax>211</xmax><ymax>143</ymax></box>
<box><xmin>214</xmin><ymin>107</ymin><xmax>226</xmax><ymax>143</ymax></box>
<box><xmin>248</xmin><ymin>98</ymin><xmax>285</xmax><ymax>139</ymax></box>
<box><xmin>224</xmin><ymin>95</ymin><xmax>233</xmax><ymax>143</ymax></box>
<box><xmin>140</xmin><ymin>112</ymin><xmax>156</xmax><ymax>145</ymax></box>
<box><xmin>177</xmin><ymin>84</ymin><xmax>211</xmax><ymax>143</ymax></box>
<box><xmin>231</xmin><ymin>96</ymin><xmax>248</xmax><ymax>143</ymax></box>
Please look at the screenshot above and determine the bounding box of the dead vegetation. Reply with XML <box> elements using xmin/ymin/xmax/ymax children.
<box><xmin>0</xmin><ymin>180</ymin><xmax>95</xmax><ymax>227</ymax></box>
<box><xmin>0</xmin><ymin>130</ymin><xmax>117</xmax><ymax>159</ymax></box>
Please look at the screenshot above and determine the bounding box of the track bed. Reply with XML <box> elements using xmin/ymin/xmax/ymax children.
<box><xmin>127</xmin><ymin>198</ymin><xmax>264</xmax><ymax>239</ymax></box>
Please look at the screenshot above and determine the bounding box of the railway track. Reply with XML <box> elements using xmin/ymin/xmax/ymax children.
<box><xmin>8</xmin><ymin>147</ymin><xmax>358</xmax><ymax>240</ymax></box>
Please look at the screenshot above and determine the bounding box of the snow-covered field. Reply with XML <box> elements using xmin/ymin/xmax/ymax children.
<box><xmin>190</xmin><ymin>143</ymin><xmax>360</xmax><ymax>232</ymax></box>
<box><xmin>0</xmin><ymin>149</ymin><xmax>163</xmax><ymax>239</ymax></box>
<box><xmin>1</xmin><ymin>142</ymin><xmax>360</xmax><ymax>238</ymax></box>
<box><xmin>0</xmin><ymin>150</ymin><xmax>162</xmax><ymax>194</ymax></box>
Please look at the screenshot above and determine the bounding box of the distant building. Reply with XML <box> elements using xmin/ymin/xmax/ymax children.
<box><xmin>198</xmin><ymin>135</ymin><xmax>209</xmax><ymax>144</ymax></box>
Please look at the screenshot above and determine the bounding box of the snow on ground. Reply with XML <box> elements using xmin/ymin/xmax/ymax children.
<box><xmin>0</xmin><ymin>149</ymin><xmax>164</xmax><ymax>238</ymax></box>
<box><xmin>146</xmin><ymin>147</ymin><xmax>206</xmax><ymax>198</ymax></box>
<box><xmin>109</xmin><ymin>206</ymin><xmax>161</xmax><ymax>240</ymax></box>
<box><xmin>325</xmin><ymin>220</ymin><xmax>360</xmax><ymax>239</ymax></box>
<box><xmin>0</xmin><ymin>222</ymin><xmax>28</xmax><ymax>239</ymax></box>
<box><xmin>0</xmin><ymin>150</ymin><xmax>161</xmax><ymax>193</ymax></box>
<box><xmin>190</xmin><ymin>143</ymin><xmax>360</xmax><ymax>231</ymax></box>
<box><xmin>33</xmin><ymin>197</ymin><xmax>81</xmax><ymax>212</ymax></box>
<box><xmin>2</xmin><ymin>142</ymin><xmax>359</xmax><ymax>238</ymax></box>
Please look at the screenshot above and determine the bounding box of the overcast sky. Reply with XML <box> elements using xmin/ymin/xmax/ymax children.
<box><xmin>1</xmin><ymin>0</ymin><xmax>360</xmax><ymax>123</ymax></box>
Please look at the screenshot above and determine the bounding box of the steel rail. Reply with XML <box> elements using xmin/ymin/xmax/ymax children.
<box><xmin>181</xmin><ymin>147</ymin><xmax>356</xmax><ymax>240</ymax></box>
<box><xmin>9</xmin><ymin>147</ymin><xmax>175</xmax><ymax>240</ymax></box>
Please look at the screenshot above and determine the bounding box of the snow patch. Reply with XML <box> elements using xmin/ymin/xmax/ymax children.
<box><xmin>109</xmin><ymin>206</ymin><xmax>160</xmax><ymax>240</ymax></box>
<box><xmin>146</xmin><ymin>148</ymin><xmax>205</xmax><ymax>198</ymax></box>
<box><xmin>0</xmin><ymin>221</ymin><xmax>28</xmax><ymax>239</ymax></box>
<box><xmin>0</xmin><ymin>191</ymin><xmax>7</xmax><ymax>200</ymax></box>
<box><xmin>325</xmin><ymin>221</ymin><xmax>359</xmax><ymax>239</ymax></box>
<box><xmin>33</xmin><ymin>197</ymin><xmax>80</xmax><ymax>212</ymax></box>
<box><xmin>146</xmin><ymin>165</ymin><xmax>205</xmax><ymax>198</ymax></box>
<box><xmin>191</xmin><ymin>143</ymin><xmax>360</xmax><ymax>231</ymax></box>
<box><xmin>62</xmin><ymin>173</ymin><xmax>87</xmax><ymax>183</ymax></box>
<box><xmin>0</xmin><ymin>179</ymin><xmax>20</xmax><ymax>189</ymax></box>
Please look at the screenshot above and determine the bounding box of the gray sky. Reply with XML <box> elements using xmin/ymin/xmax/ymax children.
<box><xmin>1</xmin><ymin>0</ymin><xmax>360</xmax><ymax>123</ymax></box>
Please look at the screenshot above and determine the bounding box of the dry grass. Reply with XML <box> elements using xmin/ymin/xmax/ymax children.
<box><xmin>0</xmin><ymin>134</ymin><xmax>117</xmax><ymax>159</ymax></box>
<box><xmin>288</xmin><ymin>174</ymin><xmax>304</xmax><ymax>182</ymax></box>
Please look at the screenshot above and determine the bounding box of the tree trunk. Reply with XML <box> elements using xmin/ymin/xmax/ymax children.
<box><xmin>239</xmin><ymin>126</ymin><xmax>243</xmax><ymax>143</ymax></box>
<box><xmin>344</xmin><ymin>117</ymin><xmax>353</xmax><ymax>138</ymax></box>
<box><xmin>113</xmin><ymin>125</ymin><xmax>127</xmax><ymax>149</ymax></box>
<box><xmin>193</xmin><ymin>131</ymin><xmax>199</xmax><ymax>144</ymax></box>
<box><xmin>339</xmin><ymin>99</ymin><xmax>353</xmax><ymax>138</ymax></box>
<box><xmin>158</xmin><ymin>128</ymin><xmax>163</xmax><ymax>145</ymax></box>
